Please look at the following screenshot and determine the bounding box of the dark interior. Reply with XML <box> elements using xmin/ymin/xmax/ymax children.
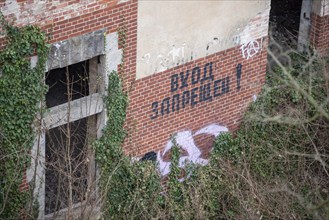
<box><xmin>44</xmin><ymin>60</ymin><xmax>90</xmax><ymax>214</ymax></box>
<box><xmin>45</xmin><ymin>118</ymin><xmax>88</xmax><ymax>215</ymax></box>
<box><xmin>270</xmin><ymin>0</ymin><xmax>303</xmax><ymax>46</ymax></box>
<box><xmin>45</xmin><ymin>60</ymin><xmax>89</xmax><ymax>108</ymax></box>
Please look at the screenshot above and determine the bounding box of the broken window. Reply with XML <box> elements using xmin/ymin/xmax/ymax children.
<box><xmin>45</xmin><ymin>60</ymin><xmax>89</xmax><ymax>108</ymax></box>
<box><xmin>270</xmin><ymin>0</ymin><xmax>303</xmax><ymax>47</ymax></box>
<box><xmin>27</xmin><ymin>30</ymin><xmax>113</xmax><ymax>219</ymax></box>
<box><xmin>44</xmin><ymin>59</ymin><xmax>99</xmax><ymax>216</ymax></box>
<box><xmin>45</xmin><ymin>118</ymin><xmax>89</xmax><ymax>214</ymax></box>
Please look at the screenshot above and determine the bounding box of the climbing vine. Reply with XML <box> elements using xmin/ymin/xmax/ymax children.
<box><xmin>93</xmin><ymin>17</ymin><xmax>129</xmax><ymax>172</ymax></box>
<box><xmin>93</xmin><ymin>17</ymin><xmax>162</xmax><ymax>218</ymax></box>
<box><xmin>0</xmin><ymin>13</ymin><xmax>48</xmax><ymax>218</ymax></box>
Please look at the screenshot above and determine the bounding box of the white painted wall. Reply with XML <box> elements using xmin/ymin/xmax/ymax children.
<box><xmin>136</xmin><ymin>0</ymin><xmax>270</xmax><ymax>79</ymax></box>
<box><xmin>312</xmin><ymin>0</ymin><xmax>329</xmax><ymax>16</ymax></box>
<box><xmin>298</xmin><ymin>0</ymin><xmax>312</xmax><ymax>52</ymax></box>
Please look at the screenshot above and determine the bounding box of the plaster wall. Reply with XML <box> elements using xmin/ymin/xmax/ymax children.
<box><xmin>298</xmin><ymin>0</ymin><xmax>312</xmax><ymax>52</ymax></box>
<box><xmin>312</xmin><ymin>0</ymin><xmax>329</xmax><ymax>16</ymax></box>
<box><xmin>136</xmin><ymin>0</ymin><xmax>270</xmax><ymax>79</ymax></box>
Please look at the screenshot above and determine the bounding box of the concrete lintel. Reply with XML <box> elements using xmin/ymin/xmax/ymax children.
<box><xmin>44</xmin><ymin>93</ymin><xmax>103</xmax><ymax>129</ymax></box>
<box><xmin>47</xmin><ymin>29</ymin><xmax>106</xmax><ymax>71</ymax></box>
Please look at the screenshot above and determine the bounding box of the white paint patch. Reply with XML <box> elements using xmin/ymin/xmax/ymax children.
<box><xmin>105</xmin><ymin>32</ymin><xmax>122</xmax><ymax>73</ymax></box>
<box><xmin>2</xmin><ymin>0</ymin><xmax>21</xmax><ymax>20</ymax></box>
<box><xmin>136</xmin><ymin>1</ymin><xmax>270</xmax><ymax>78</ymax></box>
<box><xmin>323</xmin><ymin>0</ymin><xmax>329</xmax><ymax>16</ymax></box>
<box><xmin>252</xmin><ymin>94</ymin><xmax>257</xmax><ymax>102</ymax></box>
<box><xmin>168</xmin><ymin>44</ymin><xmax>186</xmax><ymax>64</ymax></box>
<box><xmin>146</xmin><ymin>43</ymin><xmax>191</xmax><ymax>74</ymax></box>
<box><xmin>118</xmin><ymin>0</ymin><xmax>130</xmax><ymax>4</ymax></box>
<box><xmin>155</xmin><ymin>54</ymin><xmax>169</xmax><ymax>72</ymax></box>
<box><xmin>237</xmin><ymin>9</ymin><xmax>270</xmax><ymax>45</ymax></box>
<box><xmin>53</xmin><ymin>43</ymin><xmax>61</xmax><ymax>57</ymax></box>
<box><xmin>30</xmin><ymin>56</ymin><xmax>38</xmax><ymax>69</ymax></box>
<box><xmin>141</xmin><ymin>53</ymin><xmax>151</xmax><ymax>63</ymax></box>
<box><xmin>314</xmin><ymin>0</ymin><xmax>329</xmax><ymax>16</ymax></box>
<box><xmin>157</xmin><ymin>124</ymin><xmax>228</xmax><ymax>181</ymax></box>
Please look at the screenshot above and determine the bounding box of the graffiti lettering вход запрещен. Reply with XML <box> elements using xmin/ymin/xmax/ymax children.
<box><xmin>150</xmin><ymin>62</ymin><xmax>246</xmax><ymax>119</ymax></box>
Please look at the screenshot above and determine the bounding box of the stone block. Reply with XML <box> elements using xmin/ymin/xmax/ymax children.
<box><xmin>70</xmin><ymin>36</ymin><xmax>83</xmax><ymax>65</ymax></box>
<box><xmin>47</xmin><ymin>44</ymin><xmax>60</xmax><ymax>70</ymax></box>
<box><xmin>94</xmin><ymin>29</ymin><xmax>105</xmax><ymax>55</ymax></box>
<box><xmin>58</xmin><ymin>41</ymin><xmax>70</xmax><ymax>67</ymax></box>
<box><xmin>47</xmin><ymin>29</ymin><xmax>106</xmax><ymax>70</ymax></box>
<box><xmin>83</xmin><ymin>32</ymin><xmax>95</xmax><ymax>60</ymax></box>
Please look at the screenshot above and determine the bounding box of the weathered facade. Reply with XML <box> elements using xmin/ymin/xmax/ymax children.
<box><xmin>129</xmin><ymin>0</ymin><xmax>270</xmax><ymax>180</ymax></box>
<box><xmin>310</xmin><ymin>0</ymin><xmax>329</xmax><ymax>55</ymax></box>
<box><xmin>1</xmin><ymin>0</ymin><xmax>137</xmax><ymax>218</ymax></box>
<box><xmin>5</xmin><ymin>0</ymin><xmax>321</xmax><ymax>218</ymax></box>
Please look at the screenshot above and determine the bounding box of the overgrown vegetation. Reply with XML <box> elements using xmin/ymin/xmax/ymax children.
<box><xmin>1</xmin><ymin>10</ymin><xmax>328</xmax><ymax>220</ymax></box>
<box><xmin>199</xmin><ymin>49</ymin><xmax>329</xmax><ymax>219</ymax></box>
<box><xmin>94</xmin><ymin>48</ymin><xmax>328</xmax><ymax>219</ymax></box>
<box><xmin>93</xmin><ymin>17</ymin><xmax>163</xmax><ymax>218</ymax></box>
<box><xmin>0</xmin><ymin>13</ymin><xmax>48</xmax><ymax>219</ymax></box>
<box><xmin>93</xmin><ymin>71</ymin><xmax>161</xmax><ymax>218</ymax></box>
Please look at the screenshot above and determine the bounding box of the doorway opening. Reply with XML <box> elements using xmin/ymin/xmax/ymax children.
<box><xmin>269</xmin><ymin>0</ymin><xmax>303</xmax><ymax>47</ymax></box>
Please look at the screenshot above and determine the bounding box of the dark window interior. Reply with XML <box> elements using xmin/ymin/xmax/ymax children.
<box><xmin>270</xmin><ymin>0</ymin><xmax>303</xmax><ymax>45</ymax></box>
<box><xmin>44</xmin><ymin>60</ymin><xmax>91</xmax><ymax>214</ymax></box>
<box><xmin>45</xmin><ymin>60</ymin><xmax>89</xmax><ymax>108</ymax></box>
<box><xmin>45</xmin><ymin>118</ymin><xmax>88</xmax><ymax>215</ymax></box>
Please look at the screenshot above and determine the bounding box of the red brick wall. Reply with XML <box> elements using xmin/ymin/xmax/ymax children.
<box><xmin>19</xmin><ymin>171</ymin><xmax>29</xmax><ymax>192</ymax></box>
<box><xmin>1</xmin><ymin>0</ymin><xmax>138</xmax><ymax>191</ymax></box>
<box><xmin>125</xmin><ymin>37</ymin><xmax>268</xmax><ymax>157</ymax></box>
<box><xmin>310</xmin><ymin>12</ymin><xmax>329</xmax><ymax>56</ymax></box>
<box><xmin>1</xmin><ymin>0</ymin><xmax>268</xmax><ymax>175</ymax></box>
<box><xmin>0</xmin><ymin>0</ymin><xmax>137</xmax><ymax>60</ymax></box>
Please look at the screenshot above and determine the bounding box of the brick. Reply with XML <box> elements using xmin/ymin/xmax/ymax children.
<box><xmin>310</xmin><ymin>12</ymin><xmax>329</xmax><ymax>56</ymax></box>
<box><xmin>0</xmin><ymin>0</ymin><xmax>269</xmax><ymax>196</ymax></box>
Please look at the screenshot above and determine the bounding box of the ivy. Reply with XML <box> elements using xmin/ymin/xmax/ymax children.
<box><xmin>93</xmin><ymin>18</ymin><xmax>162</xmax><ymax>219</ymax></box>
<box><xmin>94</xmin><ymin>62</ymin><xmax>162</xmax><ymax>220</ymax></box>
<box><xmin>0</xmin><ymin>12</ymin><xmax>48</xmax><ymax>218</ymax></box>
<box><xmin>168</xmin><ymin>136</ymin><xmax>183</xmax><ymax>203</ymax></box>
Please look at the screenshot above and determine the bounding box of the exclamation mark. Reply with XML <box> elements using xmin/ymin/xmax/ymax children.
<box><xmin>236</xmin><ymin>63</ymin><xmax>242</xmax><ymax>91</ymax></box>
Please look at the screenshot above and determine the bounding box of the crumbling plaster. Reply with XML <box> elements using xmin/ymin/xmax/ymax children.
<box><xmin>312</xmin><ymin>0</ymin><xmax>329</xmax><ymax>16</ymax></box>
<box><xmin>136</xmin><ymin>0</ymin><xmax>270</xmax><ymax>79</ymax></box>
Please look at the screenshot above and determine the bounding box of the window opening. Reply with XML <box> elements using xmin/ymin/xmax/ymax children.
<box><xmin>45</xmin><ymin>60</ymin><xmax>89</xmax><ymax>108</ymax></box>
<box><xmin>44</xmin><ymin>59</ymin><xmax>98</xmax><ymax>217</ymax></box>
<box><xmin>270</xmin><ymin>0</ymin><xmax>303</xmax><ymax>47</ymax></box>
<box><xmin>45</xmin><ymin>118</ymin><xmax>88</xmax><ymax>215</ymax></box>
